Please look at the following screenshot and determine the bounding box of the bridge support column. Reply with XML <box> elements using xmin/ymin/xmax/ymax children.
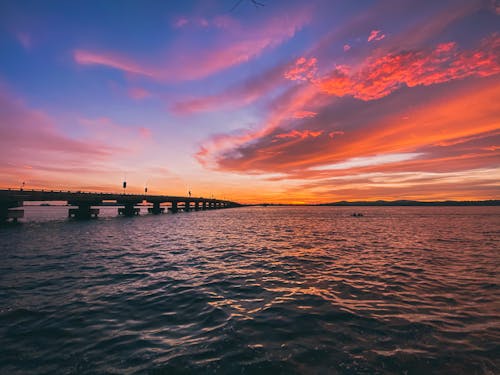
<box><xmin>202</xmin><ymin>201</ymin><xmax>207</xmax><ymax>210</ymax></box>
<box><xmin>148</xmin><ymin>202</ymin><xmax>164</xmax><ymax>214</ymax></box>
<box><xmin>1</xmin><ymin>201</ymin><xmax>24</xmax><ymax>223</ymax></box>
<box><xmin>194</xmin><ymin>201</ymin><xmax>200</xmax><ymax>210</ymax></box>
<box><xmin>169</xmin><ymin>201</ymin><xmax>178</xmax><ymax>213</ymax></box>
<box><xmin>184</xmin><ymin>201</ymin><xmax>191</xmax><ymax>212</ymax></box>
<box><xmin>118</xmin><ymin>203</ymin><xmax>140</xmax><ymax>216</ymax></box>
<box><xmin>69</xmin><ymin>202</ymin><xmax>99</xmax><ymax>219</ymax></box>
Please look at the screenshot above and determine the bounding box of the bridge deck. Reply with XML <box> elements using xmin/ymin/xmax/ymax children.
<box><xmin>0</xmin><ymin>189</ymin><xmax>241</xmax><ymax>221</ymax></box>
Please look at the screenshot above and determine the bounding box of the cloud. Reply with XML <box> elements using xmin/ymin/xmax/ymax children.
<box><xmin>74</xmin><ymin>49</ymin><xmax>153</xmax><ymax>77</ymax></box>
<box><xmin>275</xmin><ymin>130</ymin><xmax>323</xmax><ymax>140</ymax></box>
<box><xmin>78</xmin><ymin>117</ymin><xmax>153</xmax><ymax>147</ymax></box>
<box><xmin>309</xmin><ymin>153</ymin><xmax>422</xmax><ymax>171</ymax></box>
<box><xmin>197</xmin><ymin>69</ymin><xmax>499</xmax><ymax>177</ymax></box>
<box><xmin>328</xmin><ymin>131</ymin><xmax>345</xmax><ymax>138</ymax></box>
<box><xmin>128</xmin><ymin>87</ymin><xmax>151</xmax><ymax>100</ymax></box>
<box><xmin>283</xmin><ymin>167</ymin><xmax>500</xmax><ymax>202</ymax></box>
<box><xmin>16</xmin><ymin>32</ymin><xmax>31</xmax><ymax>49</ymax></box>
<box><xmin>286</xmin><ymin>33</ymin><xmax>500</xmax><ymax>101</ymax></box>
<box><xmin>367</xmin><ymin>29</ymin><xmax>386</xmax><ymax>42</ymax></box>
<box><xmin>74</xmin><ymin>8</ymin><xmax>310</xmax><ymax>82</ymax></box>
<box><xmin>172</xmin><ymin>62</ymin><xmax>288</xmax><ymax>113</ymax></box>
<box><xmin>284</xmin><ymin>57</ymin><xmax>317</xmax><ymax>81</ymax></box>
<box><xmin>0</xmin><ymin>89</ymin><xmax>121</xmax><ymax>188</ymax></box>
<box><xmin>173</xmin><ymin>17</ymin><xmax>189</xmax><ymax>28</ymax></box>
<box><xmin>172</xmin><ymin>15</ymin><xmax>238</xmax><ymax>30</ymax></box>
<box><xmin>0</xmin><ymin>91</ymin><xmax>114</xmax><ymax>159</ymax></box>
<box><xmin>343</xmin><ymin>44</ymin><xmax>351</xmax><ymax>52</ymax></box>
<box><xmin>293</xmin><ymin>110</ymin><xmax>317</xmax><ymax>119</ymax></box>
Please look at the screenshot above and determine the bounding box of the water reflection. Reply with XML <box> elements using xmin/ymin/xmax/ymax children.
<box><xmin>0</xmin><ymin>206</ymin><xmax>499</xmax><ymax>373</ymax></box>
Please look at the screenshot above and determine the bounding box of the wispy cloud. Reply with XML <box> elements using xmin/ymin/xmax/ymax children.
<box><xmin>128</xmin><ymin>87</ymin><xmax>151</xmax><ymax>100</ymax></box>
<box><xmin>275</xmin><ymin>130</ymin><xmax>322</xmax><ymax>140</ymax></box>
<box><xmin>172</xmin><ymin>62</ymin><xmax>287</xmax><ymax>113</ymax></box>
<box><xmin>74</xmin><ymin>8</ymin><xmax>310</xmax><ymax>82</ymax></box>
<box><xmin>16</xmin><ymin>32</ymin><xmax>32</xmax><ymax>50</ymax></box>
<box><xmin>367</xmin><ymin>29</ymin><xmax>386</xmax><ymax>42</ymax></box>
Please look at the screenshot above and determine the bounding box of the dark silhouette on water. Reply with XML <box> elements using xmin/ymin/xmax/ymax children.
<box><xmin>0</xmin><ymin>188</ymin><xmax>241</xmax><ymax>222</ymax></box>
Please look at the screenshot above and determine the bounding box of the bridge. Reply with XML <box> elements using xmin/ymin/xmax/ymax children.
<box><xmin>0</xmin><ymin>189</ymin><xmax>241</xmax><ymax>222</ymax></box>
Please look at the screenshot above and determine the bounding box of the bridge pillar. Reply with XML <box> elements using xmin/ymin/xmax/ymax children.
<box><xmin>202</xmin><ymin>201</ymin><xmax>207</xmax><ymax>210</ymax></box>
<box><xmin>184</xmin><ymin>201</ymin><xmax>191</xmax><ymax>211</ymax></box>
<box><xmin>169</xmin><ymin>201</ymin><xmax>178</xmax><ymax>213</ymax></box>
<box><xmin>194</xmin><ymin>201</ymin><xmax>200</xmax><ymax>210</ymax></box>
<box><xmin>0</xmin><ymin>200</ymin><xmax>24</xmax><ymax>223</ymax></box>
<box><xmin>118</xmin><ymin>203</ymin><xmax>140</xmax><ymax>216</ymax></box>
<box><xmin>148</xmin><ymin>202</ymin><xmax>164</xmax><ymax>214</ymax></box>
<box><xmin>68</xmin><ymin>202</ymin><xmax>100</xmax><ymax>219</ymax></box>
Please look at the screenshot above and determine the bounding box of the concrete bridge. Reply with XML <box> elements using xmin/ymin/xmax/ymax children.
<box><xmin>0</xmin><ymin>189</ymin><xmax>241</xmax><ymax>222</ymax></box>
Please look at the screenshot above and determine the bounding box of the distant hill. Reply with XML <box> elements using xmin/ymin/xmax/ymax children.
<box><xmin>318</xmin><ymin>200</ymin><xmax>500</xmax><ymax>206</ymax></box>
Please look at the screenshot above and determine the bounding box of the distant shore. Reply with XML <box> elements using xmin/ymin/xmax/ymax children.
<box><xmin>252</xmin><ymin>200</ymin><xmax>500</xmax><ymax>207</ymax></box>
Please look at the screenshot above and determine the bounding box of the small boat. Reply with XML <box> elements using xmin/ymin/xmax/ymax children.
<box><xmin>351</xmin><ymin>213</ymin><xmax>363</xmax><ymax>217</ymax></box>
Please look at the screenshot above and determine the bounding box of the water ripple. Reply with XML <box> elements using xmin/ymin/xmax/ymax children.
<box><xmin>0</xmin><ymin>206</ymin><xmax>499</xmax><ymax>374</ymax></box>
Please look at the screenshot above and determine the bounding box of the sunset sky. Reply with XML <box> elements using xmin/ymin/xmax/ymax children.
<box><xmin>0</xmin><ymin>0</ymin><xmax>499</xmax><ymax>203</ymax></box>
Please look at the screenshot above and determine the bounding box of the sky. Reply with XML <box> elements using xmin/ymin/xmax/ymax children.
<box><xmin>0</xmin><ymin>0</ymin><xmax>499</xmax><ymax>203</ymax></box>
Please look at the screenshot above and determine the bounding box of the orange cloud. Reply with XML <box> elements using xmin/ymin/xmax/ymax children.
<box><xmin>275</xmin><ymin>130</ymin><xmax>323</xmax><ymax>140</ymax></box>
<box><xmin>293</xmin><ymin>110</ymin><xmax>317</xmax><ymax>119</ymax></box>
<box><xmin>286</xmin><ymin>33</ymin><xmax>500</xmax><ymax>101</ymax></box>
<box><xmin>201</xmin><ymin>72</ymin><xmax>499</xmax><ymax>178</ymax></box>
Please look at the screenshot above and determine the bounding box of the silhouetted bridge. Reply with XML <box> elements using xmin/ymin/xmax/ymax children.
<box><xmin>0</xmin><ymin>189</ymin><xmax>241</xmax><ymax>222</ymax></box>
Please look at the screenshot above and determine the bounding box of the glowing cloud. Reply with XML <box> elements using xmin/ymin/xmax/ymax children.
<box><xmin>367</xmin><ymin>29</ymin><xmax>385</xmax><ymax>42</ymax></box>
<box><xmin>284</xmin><ymin>57</ymin><xmax>317</xmax><ymax>81</ymax></box>
<box><xmin>309</xmin><ymin>153</ymin><xmax>423</xmax><ymax>171</ymax></box>
<box><xmin>275</xmin><ymin>130</ymin><xmax>323</xmax><ymax>140</ymax></box>
<box><xmin>286</xmin><ymin>33</ymin><xmax>500</xmax><ymax>101</ymax></box>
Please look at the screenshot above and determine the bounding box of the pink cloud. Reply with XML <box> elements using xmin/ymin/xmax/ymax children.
<box><xmin>172</xmin><ymin>63</ymin><xmax>287</xmax><ymax>114</ymax></box>
<box><xmin>329</xmin><ymin>131</ymin><xmax>345</xmax><ymax>138</ymax></box>
<box><xmin>367</xmin><ymin>29</ymin><xmax>385</xmax><ymax>42</ymax></box>
<box><xmin>74</xmin><ymin>49</ymin><xmax>154</xmax><ymax>77</ymax></box>
<box><xmin>284</xmin><ymin>57</ymin><xmax>317</xmax><ymax>81</ymax></box>
<box><xmin>138</xmin><ymin>127</ymin><xmax>152</xmax><ymax>139</ymax></box>
<box><xmin>128</xmin><ymin>87</ymin><xmax>151</xmax><ymax>100</ymax></box>
<box><xmin>293</xmin><ymin>110</ymin><xmax>317</xmax><ymax>119</ymax></box>
<box><xmin>78</xmin><ymin>117</ymin><xmax>152</xmax><ymax>149</ymax></box>
<box><xmin>172</xmin><ymin>15</ymin><xmax>237</xmax><ymax>29</ymax></box>
<box><xmin>0</xmin><ymin>91</ymin><xmax>114</xmax><ymax>159</ymax></box>
<box><xmin>343</xmin><ymin>44</ymin><xmax>351</xmax><ymax>52</ymax></box>
<box><xmin>16</xmin><ymin>32</ymin><xmax>31</xmax><ymax>49</ymax></box>
<box><xmin>173</xmin><ymin>17</ymin><xmax>189</xmax><ymax>28</ymax></box>
<box><xmin>74</xmin><ymin>8</ymin><xmax>310</xmax><ymax>82</ymax></box>
<box><xmin>0</xmin><ymin>89</ymin><xmax>123</xmax><ymax>188</ymax></box>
